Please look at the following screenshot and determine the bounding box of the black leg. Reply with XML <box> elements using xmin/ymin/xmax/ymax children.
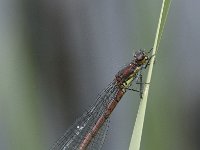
<box><xmin>126</xmin><ymin>72</ymin><xmax>150</xmax><ymax>98</ymax></box>
<box><xmin>125</xmin><ymin>88</ymin><xmax>140</xmax><ymax>93</ymax></box>
<box><xmin>147</xmin><ymin>48</ymin><xmax>153</xmax><ymax>54</ymax></box>
<box><xmin>145</xmin><ymin>54</ymin><xmax>155</xmax><ymax>69</ymax></box>
<box><xmin>132</xmin><ymin>72</ymin><xmax>145</xmax><ymax>98</ymax></box>
<box><xmin>139</xmin><ymin>73</ymin><xmax>143</xmax><ymax>98</ymax></box>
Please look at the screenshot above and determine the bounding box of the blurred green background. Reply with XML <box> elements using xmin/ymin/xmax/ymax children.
<box><xmin>0</xmin><ymin>0</ymin><xmax>199</xmax><ymax>150</ymax></box>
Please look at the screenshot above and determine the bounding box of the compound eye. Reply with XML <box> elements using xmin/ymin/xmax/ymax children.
<box><xmin>137</xmin><ymin>55</ymin><xmax>144</xmax><ymax>61</ymax></box>
<box><xmin>133</xmin><ymin>50</ymin><xmax>146</xmax><ymax>61</ymax></box>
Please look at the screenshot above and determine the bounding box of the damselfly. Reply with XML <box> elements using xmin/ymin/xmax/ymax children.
<box><xmin>50</xmin><ymin>49</ymin><xmax>152</xmax><ymax>150</ymax></box>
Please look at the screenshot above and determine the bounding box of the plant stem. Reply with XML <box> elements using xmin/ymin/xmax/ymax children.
<box><xmin>129</xmin><ymin>0</ymin><xmax>171</xmax><ymax>150</ymax></box>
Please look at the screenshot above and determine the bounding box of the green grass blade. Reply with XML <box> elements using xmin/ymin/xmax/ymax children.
<box><xmin>128</xmin><ymin>0</ymin><xmax>171</xmax><ymax>150</ymax></box>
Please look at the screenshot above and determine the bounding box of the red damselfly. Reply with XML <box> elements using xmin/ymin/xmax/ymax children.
<box><xmin>50</xmin><ymin>49</ymin><xmax>152</xmax><ymax>150</ymax></box>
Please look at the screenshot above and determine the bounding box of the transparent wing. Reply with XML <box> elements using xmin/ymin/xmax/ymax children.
<box><xmin>87</xmin><ymin>119</ymin><xmax>110</xmax><ymax>150</ymax></box>
<box><xmin>50</xmin><ymin>80</ymin><xmax>118</xmax><ymax>150</ymax></box>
